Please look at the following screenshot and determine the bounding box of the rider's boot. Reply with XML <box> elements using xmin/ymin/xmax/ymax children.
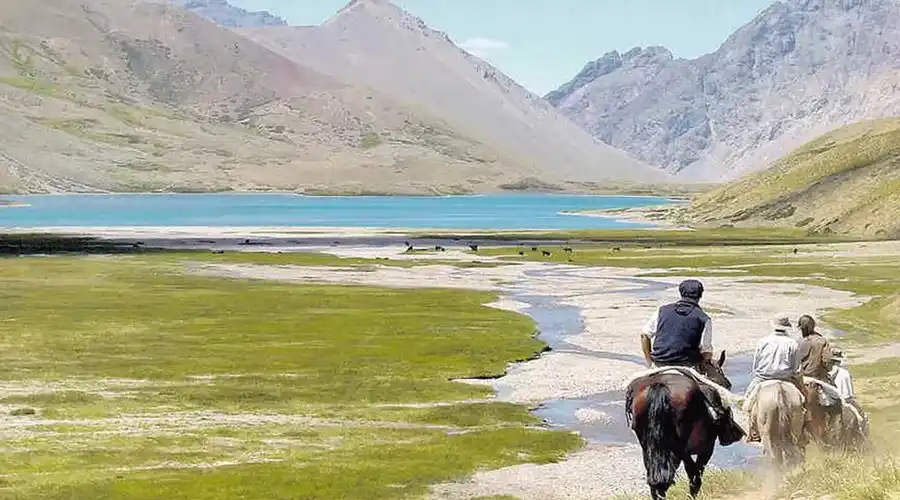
<box><xmin>717</xmin><ymin>407</ymin><xmax>746</xmax><ymax>446</ymax></box>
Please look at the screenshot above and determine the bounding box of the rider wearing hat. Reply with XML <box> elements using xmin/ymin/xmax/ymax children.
<box><xmin>743</xmin><ymin>315</ymin><xmax>806</xmax><ymax>443</ymax></box>
<box><xmin>829</xmin><ymin>347</ymin><xmax>867</xmax><ymax>432</ymax></box>
<box><xmin>640</xmin><ymin>279</ymin><xmax>743</xmax><ymax>445</ymax></box>
<box><xmin>641</xmin><ymin>279</ymin><xmax>712</xmax><ymax>368</ymax></box>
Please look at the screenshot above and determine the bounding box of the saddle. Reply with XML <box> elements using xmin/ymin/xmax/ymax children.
<box><xmin>624</xmin><ymin>366</ymin><xmax>735</xmax><ymax>420</ymax></box>
<box><xmin>742</xmin><ymin>378</ymin><xmax>805</xmax><ymax>414</ymax></box>
<box><xmin>803</xmin><ymin>376</ymin><xmax>843</xmax><ymax>407</ymax></box>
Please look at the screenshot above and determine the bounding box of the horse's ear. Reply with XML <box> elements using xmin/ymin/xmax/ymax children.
<box><xmin>718</xmin><ymin>350</ymin><xmax>726</xmax><ymax>367</ymax></box>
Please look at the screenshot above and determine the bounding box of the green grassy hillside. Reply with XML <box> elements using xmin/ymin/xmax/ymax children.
<box><xmin>686</xmin><ymin>117</ymin><xmax>900</xmax><ymax>238</ymax></box>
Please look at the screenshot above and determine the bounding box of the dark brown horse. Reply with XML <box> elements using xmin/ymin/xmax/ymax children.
<box><xmin>625</xmin><ymin>352</ymin><xmax>743</xmax><ymax>499</ymax></box>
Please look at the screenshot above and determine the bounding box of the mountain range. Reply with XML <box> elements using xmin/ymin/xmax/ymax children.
<box><xmin>4</xmin><ymin>0</ymin><xmax>900</xmax><ymax>196</ymax></box>
<box><xmin>547</xmin><ymin>0</ymin><xmax>900</xmax><ymax>182</ymax></box>
<box><xmin>0</xmin><ymin>0</ymin><xmax>662</xmax><ymax>195</ymax></box>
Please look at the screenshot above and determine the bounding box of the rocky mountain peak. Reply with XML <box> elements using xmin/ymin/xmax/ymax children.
<box><xmin>547</xmin><ymin>0</ymin><xmax>900</xmax><ymax>180</ymax></box>
<box><xmin>546</xmin><ymin>46</ymin><xmax>676</xmax><ymax>106</ymax></box>
<box><xmin>329</xmin><ymin>0</ymin><xmax>453</xmax><ymax>44</ymax></box>
<box><xmin>168</xmin><ymin>0</ymin><xmax>286</xmax><ymax>27</ymax></box>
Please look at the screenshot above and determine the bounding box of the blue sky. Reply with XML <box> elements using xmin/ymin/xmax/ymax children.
<box><xmin>230</xmin><ymin>0</ymin><xmax>775</xmax><ymax>95</ymax></box>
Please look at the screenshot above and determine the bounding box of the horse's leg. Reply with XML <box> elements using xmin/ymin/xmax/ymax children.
<box><xmin>687</xmin><ymin>445</ymin><xmax>714</xmax><ymax>499</ymax></box>
<box><xmin>788</xmin><ymin>400</ymin><xmax>807</xmax><ymax>467</ymax></box>
<box><xmin>682</xmin><ymin>455</ymin><xmax>702</xmax><ymax>498</ymax></box>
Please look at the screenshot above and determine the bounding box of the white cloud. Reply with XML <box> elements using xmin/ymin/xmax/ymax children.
<box><xmin>459</xmin><ymin>37</ymin><xmax>510</xmax><ymax>58</ymax></box>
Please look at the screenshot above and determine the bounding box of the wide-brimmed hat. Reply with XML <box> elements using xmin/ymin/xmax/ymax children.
<box><xmin>771</xmin><ymin>315</ymin><xmax>792</xmax><ymax>332</ymax></box>
<box><xmin>832</xmin><ymin>347</ymin><xmax>844</xmax><ymax>361</ymax></box>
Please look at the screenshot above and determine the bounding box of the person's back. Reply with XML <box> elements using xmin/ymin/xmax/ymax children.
<box><xmin>744</xmin><ymin>316</ymin><xmax>803</xmax><ymax>443</ymax></box>
<box><xmin>641</xmin><ymin>279</ymin><xmax>712</xmax><ymax>368</ymax></box>
<box><xmin>797</xmin><ymin>315</ymin><xmax>833</xmax><ymax>382</ymax></box>
<box><xmin>752</xmin><ymin>329</ymin><xmax>799</xmax><ymax>381</ymax></box>
<box><xmin>830</xmin><ymin>364</ymin><xmax>854</xmax><ymax>401</ymax></box>
<box><xmin>829</xmin><ymin>347</ymin><xmax>868</xmax><ymax>436</ymax></box>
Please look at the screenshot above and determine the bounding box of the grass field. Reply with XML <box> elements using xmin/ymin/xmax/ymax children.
<box><xmin>684</xmin><ymin>117</ymin><xmax>900</xmax><ymax>239</ymax></box>
<box><xmin>4</xmin><ymin>229</ymin><xmax>900</xmax><ymax>500</ymax></box>
<box><xmin>0</xmin><ymin>255</ymin><xmax>580</xmax><ymax>499</ymax></box>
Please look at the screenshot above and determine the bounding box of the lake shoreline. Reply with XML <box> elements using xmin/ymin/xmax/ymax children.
<box><xmin>564</xmin><ymin>203</ymin><xmax>690</xmax><ymax>229</ymax></box>
<box><xmin>0</xmin><ymin>193</ymin><xmax>676</xmax><ymax>231</ymax></box>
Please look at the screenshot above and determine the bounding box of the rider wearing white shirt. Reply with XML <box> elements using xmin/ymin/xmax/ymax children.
<box><xmin>829</xmin><ymin>348</ymin><xmax>866</xmax><ymax>426</ymax></box>
<box><xmin>743</xmin><ymin>316</ymin><xmax>806</xmax><ymax>443</ymax></box>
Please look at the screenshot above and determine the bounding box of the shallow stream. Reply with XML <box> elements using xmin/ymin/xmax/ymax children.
<box><xmin>506</xmin><ymin>268</ymin><xmax>763</xmax><ymax>470</ymax></box>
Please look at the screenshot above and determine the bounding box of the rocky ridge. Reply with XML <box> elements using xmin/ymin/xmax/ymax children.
<box><xmin>548</xmin><ymin>0</ymin><xmax>900</xmax><ymax>181</ymax></box>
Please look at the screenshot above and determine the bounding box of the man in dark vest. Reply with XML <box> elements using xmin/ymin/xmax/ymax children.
<box><xmin>641</xmin><ymin>279</ymin><xmax>712</xmax><ymax>368</ymax></box>
<box><xmin>640</xmin><ymin>279</ymin><xmax>743</xmax><ymax>445</ymax></box>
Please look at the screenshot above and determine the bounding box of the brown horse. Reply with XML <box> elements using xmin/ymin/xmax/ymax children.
<box><xmin>802</xmin><ymin>381</ymin><xmax>843</xmax><ymax>448</ymax></box>
<box><xmin>625</xmin><ymin>352</ymin><xmax>743</xmax><ymax>499</ymax></box>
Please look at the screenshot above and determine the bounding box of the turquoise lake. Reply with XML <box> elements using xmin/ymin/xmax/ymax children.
<box><xmin>0</xmin><ymin>194</ymin><xmax>673</xmax><ymax>230</ymax></box>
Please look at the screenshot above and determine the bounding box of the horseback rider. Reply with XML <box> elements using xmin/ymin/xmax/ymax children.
<box><xmin>641</xmin><ymin>279</ymin><xmax>712</xmax><ymax>369</ymax></box>
<box><xmin>797</xmin><ymin>315</ymin><xmax>834</xmax><ymax>383</ymax></box>
<box><xmin>744</xmin><ymin>315</ymin><xmax>806</xmax><ymax>443</ymax></box>
<box><xmin>797</xmin><ymin>315</ymin><xmax>842</xmax><ymax>442</ymax></box>
<box><xmin>829</xmin><ymin>347</ymin><xmax>868</xmax><ymax>435</ymax></box>
<box><xmin>639</xmin><ymin>279</ymin><xmax>743</xmax><ymax>445</ymax></box>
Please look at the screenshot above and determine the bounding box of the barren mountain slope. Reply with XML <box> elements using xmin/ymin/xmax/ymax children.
<box><xmin>548</xmin><ymin>0</ymin><xmax>900</xmax><ymax>181</ymax></box>
<box><xmin>684</xmin><ymin>117</ymin><xmax>900</xmax><ymax>238</ymax></box>
<box><xmin>237</xmin><ymin>0</ymin><xmax>666</xmax><ymax>185</ymax></box>
<box><xmin>0</xmin><ymin>0</ymin><xmax>572</xmax><ymax>194</ymax></box>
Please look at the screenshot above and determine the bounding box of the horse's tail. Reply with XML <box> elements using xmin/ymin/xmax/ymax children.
<box><xmin>776</xmin><ymin>384</ymin><xmax>793</xmax><ymax>440</ymax></box>
<box><xmin>643</xmin><ymin>382</ymin><xmax>679</xmax><ymax>490</ymax></box>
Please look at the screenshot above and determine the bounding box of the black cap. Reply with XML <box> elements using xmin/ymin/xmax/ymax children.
<box><xmin>679</xmin><ymin>279</ymin><xmax>704</xmax><ymax>300</ymax></box>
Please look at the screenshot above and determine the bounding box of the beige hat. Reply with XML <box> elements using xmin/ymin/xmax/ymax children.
<box><xmin>771</xmin><ymin>315</ymin><xmax>792</xmax><ymax>332</ymax></box>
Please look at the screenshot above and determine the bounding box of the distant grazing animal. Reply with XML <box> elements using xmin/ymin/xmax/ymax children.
<box><xmin>212</xmin><ymin>250</ymin><xmax>225</xmax><ymax>254</ymax></box>
<box><xmin>612</xmin><ymin>247</ymin><xmax>622</xmax><ymax>252</ymax></box>
<box><xmin>435</xmin><ymin>245</ymin><xmax>446</xmax><ymax>252</ymax></box>
<box><xmin>563</xmin><ymin>246</ymin><xmax>573</xmax><ymax>253</ymax></box>
<box><xmin>468</xmin><ymin>244</ymin><xmax>479</xmax><ymax>252</ymax></box>
<box><xmin>531</xmin><ymin>246</ymin><xmax>538</xmax><ymax>252</ymax></box>
<box><xmin>793</xmin><ymin>248</ymin><xmax>799</xmax><ymax>254</ymax></box>
<box><xmin>541</xmin><ymin>250</ymin><xmax>552</xmax><ymax>257</ymax></box>
<box><xmin>518</xmin><ymin>251</ymin><xmax>525</xmax><ymax>256</ymax></box>
<box><xmin>404</xmin><ymin>241</ymin><xmax>411</xmax><ymax>248</ymax></box>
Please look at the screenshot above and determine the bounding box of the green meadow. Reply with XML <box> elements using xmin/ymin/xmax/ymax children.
<box><xmin>0</xmin><ymin>255</ymin><xmax>579</xmax><ymax>499</ymax></box>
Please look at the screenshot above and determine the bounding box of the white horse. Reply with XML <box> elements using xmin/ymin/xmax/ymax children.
<box><xmin>749</xmin><ymin>380</ymin><xmax>807</xmax><ymax>467</ymax></box>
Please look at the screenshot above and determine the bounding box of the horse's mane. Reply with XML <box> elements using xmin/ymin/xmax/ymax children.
<box><xmin>624</xmin><ymin>366</ymin><xmax>735</xmax><ymax>406</ymax></box>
